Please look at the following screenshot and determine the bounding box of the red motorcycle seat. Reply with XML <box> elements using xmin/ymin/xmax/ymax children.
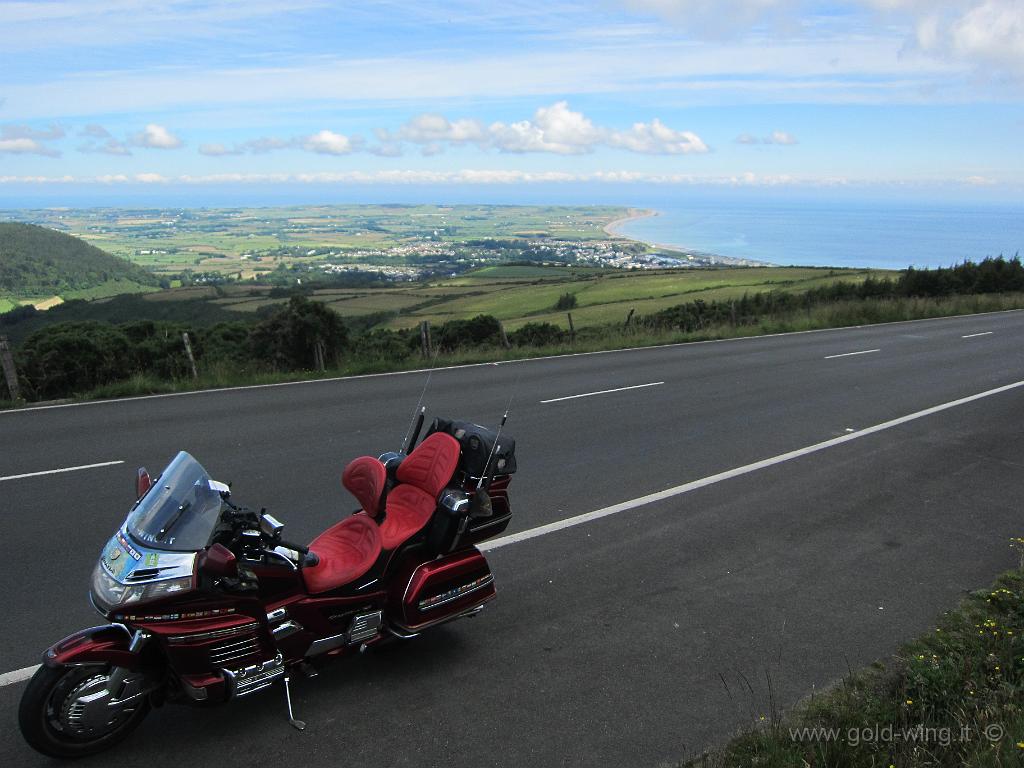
<box><xmin>378</xmin><ymin>432</ymin><xmax>461</xmax><ymax>550</ymax></box>
<box><xmin>396</xmin><ymin>432</ymin><xmax>461</xmax><ymax>497</ymax></box>
<box><xmin>379</xmin><ymin>484</ymin><xmax>436</xmax><ymax>550</ymax></box>
<box><xmin>342</xmin><ymin>456</ymin><xmax>386</xmax><ymax>518</ymax></box>
<box><xmin>303</xmin><ymin>515</ymin><xmax>382</xmax><ymax>594</ymax></box>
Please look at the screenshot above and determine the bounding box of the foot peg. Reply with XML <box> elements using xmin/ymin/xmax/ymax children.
<box><xmin>283</xmin><ymin>674</ymin><xmax>305</xmax><ymax>731</ymax></box>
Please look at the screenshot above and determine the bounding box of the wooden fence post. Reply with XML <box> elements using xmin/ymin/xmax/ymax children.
<box><xmin>181</xmin><ymin>332</ymin><xmax>199</xmax><ymax>380</ymax></box>
<box><xmin>419</xmin><ymin>321</ymin><xmax>432</xmax><ymax>358</ymax></box>
<box><xmin>624</xmin><ymin>308</ymin><xmax>635</xmax><ymax>328</ymax></box>
<box><xmin>313</xmin><ymin>339</ymin><xmax>326</xmax><ymax>372</ymax></box>
<box><xmin>498</xmin><ymin>321</ymin><xmax>511</xmax><ymax>349</ymax></box>
<box><xmin>0</xmin><ymin>335</ymin><xmax>21</xmax><ymax>402</ymax></box>
<box><xmin>566</xmin><ymin>313</ymin><xmax>576</xmax><ymax>345</ymax></box>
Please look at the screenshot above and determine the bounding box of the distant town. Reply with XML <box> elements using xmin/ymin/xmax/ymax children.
<box><xmin>0</xmin><ymin>204</ymin><xmax>763</xmax><ymax>290</ymax></box>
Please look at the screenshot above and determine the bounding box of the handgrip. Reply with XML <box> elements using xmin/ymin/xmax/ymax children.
<box><xmin>277</xmin><ymin>539</ymin><xmax>309</xmax><ymax>556</ymax></box>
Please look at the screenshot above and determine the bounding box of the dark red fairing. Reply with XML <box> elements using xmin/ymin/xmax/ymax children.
<box><xmin>392</xmin><ymin>547</ymin><xmax>495</xmax><ymax>632</ymax></box>
<box><xmin>44</xmin><ymin>625</ymin><xmax>137</xmax><ymax>669</ymax></box>
<box><xmin>135</xmin><ymin>467</ymin><xmax>152</xmax><ymax>500</ymax></box>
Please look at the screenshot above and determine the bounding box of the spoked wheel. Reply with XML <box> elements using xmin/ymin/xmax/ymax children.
<box><xmin>19</xmin><ymin>664</ymin><xmax>151</xmax><ymax>758</ymax></box>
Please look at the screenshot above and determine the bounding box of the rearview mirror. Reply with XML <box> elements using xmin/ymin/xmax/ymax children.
<box><xmin>135</xmin><ymin>467</ymin><xmax>152</xmax><ymax>500</ymax></box>
<box><xmin>198</xmin><ymin>543</ymin><xmax>237</xmax><ymax>579</ymax></box>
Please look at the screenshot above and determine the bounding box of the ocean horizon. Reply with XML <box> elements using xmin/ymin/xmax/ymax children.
<box><xmin>614</xmin><ymin>198</ymin><xmax>1024</xmax><ymax>271</ymax></box>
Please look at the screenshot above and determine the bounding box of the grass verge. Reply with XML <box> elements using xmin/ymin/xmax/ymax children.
<box><xmin>686</xmin><ymin>541</ymin><xmax>1024</xmax><ymax>768</ymax></box>
<box><xmin>4</xmin><ymin>293</ymin><xmax>1024</xmax><ymax>407</ymax></box>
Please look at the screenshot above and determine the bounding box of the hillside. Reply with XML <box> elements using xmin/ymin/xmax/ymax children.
<box><xmin>0</xmin><ymin>264</ymin><xmax>888</xmax><ymax>345</ymax></box>
<box><xmin>0</xmin><ymin>223</ymin><xmax>159</xmax><ymax>304</ymax></box>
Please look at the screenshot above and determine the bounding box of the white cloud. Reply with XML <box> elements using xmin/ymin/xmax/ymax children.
<box><xmin>621</xmin><ymin>0</ymin><xmax>791</xmax><ymax>37</ymax></box>
<box><xmin>130</xmin><ymin>123</ymin><xmax>183</xmax><ymax>149</ymax></box>
<box><xmin>0</xmin><ymin>124</ymin><xmax>63</xmax><ymax>156</ymax></box>
<box><xmin>735</xmin><ymin>129</ymin><xmax>799</xmax><ymax>144</ymax></box>
<box><xmin>389</xmin><ymin>113</ymin><xmax>487</xmax><ymax>146</ymax></box>
<box><xmin>765</xmin><ymin>129</ymin><xmax>799</xmax><ymax>144</ymax></box>
<box><xmin>80</xmin><ymin>124</ymin><xmax>112</xmax><ymax>139</ymax></box>
<box><xmin>0</xmin><ymin>137</ymin><xmax>60</xmax><ymax>156</ymax></box>
<box><xmin>300</xmin><ymin>129</ymin><xmax>356</xmax><ymax>155</ymax></box>
<box><xmin>624</xmin><ymin>1</ymin><xmax>1024</xmax><ymax>75</ymax></box>
<box><xmin>489</xmin><ymin>101</ymin><xmax>604</xmax><ymax>154</ymax></box>
<box><xmin>198</xmin><ymin>142</ymin><xmax>240</xmax><ymax>156</ymax></box>
<box><xmin>607</xmin><ymin>118</ymin><xmax>709</xmax><ymax>154</ymax></box>
<box><xmin>76</xmin><ymin>123</ymin><xmax>132</xmax><ymax>154</ymax></box>
<box><xmin>2</xmin><ymin>123</ymin><xmax>65</xmax><ymax>141</ymax></box>
<box><xmin>0</xmin><ymin>169</ymin><xmax>1009</xmax><ymax>188</ymax></box>
<box><xmin>926</xmin><ymin>1</ymin><xmax>1024</xmax><ymax>73</ymax></box>
<box><xmin>241</xmin><ymin>136</ymin><xmax>291</xmax><ymax>154</ymax></box>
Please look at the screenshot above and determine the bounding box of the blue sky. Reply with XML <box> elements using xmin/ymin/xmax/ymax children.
<box><xmin>1</xmin><ymin>0</ymin><xmax>1022</xmax><ymax>204</ymax></box>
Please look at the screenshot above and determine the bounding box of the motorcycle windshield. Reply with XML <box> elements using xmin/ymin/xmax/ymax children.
<box><xmin>125</xmin><ymin>451</ymin><xmax>226</xmax><ymax>552</ymax></box>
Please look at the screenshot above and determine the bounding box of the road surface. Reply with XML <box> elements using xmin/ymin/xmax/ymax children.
<box><xmin>2</xmin><ymin>311</ymin><xmax>1023</xmax><ymax>766</ymax></box>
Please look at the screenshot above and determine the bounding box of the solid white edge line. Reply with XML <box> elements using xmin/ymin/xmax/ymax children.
<box><xmin>824</xmin><ymin>348</ymin><xmax>880</xmax><ymax>359</ymax></box>
<box><xmin>963</xmin><ymin>331</ymin><xmax>994</xmax><ymax>338</ymax></box>
<box><xmin>3</xmin><ymin>309</ymin><xmax>1021</xmax><ymax>415</ymax></box>
<box><xmin>0</xmin><ymin>460</ymin><xmax>124</xmax><ymax>482</ymax></box>
<box><xmin>480</xmin><ymin>378</ymin><xmax>1024</xmax><ymax>552</ymax></box>
<box><xmin>0</xmin><ymin>665</ymin><xmax>38</xmax><ymax>687</ymax></box>
<box><xmin>540</xmin><ymin>381</ymin><xmax>664</xmax><ymax>404</ymax></box>
<box><xmin>2</xmin><ymin>379</ymin><xmax>1022</xmax><ymax>688</ymax></box>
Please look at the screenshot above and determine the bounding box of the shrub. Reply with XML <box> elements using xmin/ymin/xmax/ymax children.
<box><xmin>18</xmin><ymin>321</ymin><xmax>133</xmax><ymax>399</ymax></box>
<box><xmin>510</xmin><ymin>322</ymin><xmax>565</xmax><ymax>347</ymax></box>
<box><xmin>555</xmin><ymin>292</ymin><xmax>578</xmax><ymax>310</ymax></box>
<box><xmin>250</xmin><ymin>295</ymin><xmax>349</xmax><ymax>370</ymax></box>
<box><xmin>436</xmin><ymin>314</ymin><xmax>502</xmax><ymax>350</ymax></box>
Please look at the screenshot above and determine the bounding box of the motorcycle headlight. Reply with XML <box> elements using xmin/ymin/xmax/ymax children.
<box><xmin>91</xmin><ymin>562</ymin><xmax>194</xmax><ymax>612</ymax></box>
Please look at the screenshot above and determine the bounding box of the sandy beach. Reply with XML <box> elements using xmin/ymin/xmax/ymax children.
<box><xmin>603</xmin><ymin>208</ymin><xmax>658</xmax><ymax>238</ymax></box>
<box><xmin>603</xmin><ymin>207</ymin><xmax>771</xmax><ymax>267</ymax></box>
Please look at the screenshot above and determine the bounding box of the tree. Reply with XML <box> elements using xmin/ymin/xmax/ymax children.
<box><xmin>18</xmin><ymin>322</ymin><xmax>133</xmax><ymax>399</ymax></box>
<box><xmin>250</xmin><ymin>295</ymin><xmax>348</xmax><ymax>370</ymax></box>
<box><xmin>555</xmin><ymin>292</ymin><xmax>578</xmax><ymax>310</ymax></box>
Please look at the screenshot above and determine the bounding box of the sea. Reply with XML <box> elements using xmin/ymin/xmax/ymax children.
<box><xmin>614</xmin><ymin>197</ymin><xmax>1024</xmax><ymax>271</ymax></box>
<box><xmin>2</xmin><ymin>183</ymin><xmax>1021</xmax><ymax>271</ymax></box>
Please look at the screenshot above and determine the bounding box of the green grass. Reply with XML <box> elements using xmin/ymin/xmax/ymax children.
<box><xmin>388</xmin><ymin>267</ymin><xmax>889</xmax><ymax>330</ymax></box>
<box><xmin>7</xmin><ymin>291</ymin><xmax>1018</xmax><ymax>408</ymax></box>
<box><xmin>0</xmin><ymin>297</ymin><xmax>15</xmax><ymax>313</ymax></box>
<box><xmin>61</xmin><ymin>280</ymin><xmax>161</xmax><ymax>300</ymax></box>
<box><xmin>686</xmin><ymin>546</ymin><xmax>1024</xmax><ymax>768</ymax></box>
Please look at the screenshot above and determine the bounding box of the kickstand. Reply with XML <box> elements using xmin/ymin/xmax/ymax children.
<box><xmin>283</xmin><ymin>674</ymin><xmax>306</xmax><ymax>731</ymax></box>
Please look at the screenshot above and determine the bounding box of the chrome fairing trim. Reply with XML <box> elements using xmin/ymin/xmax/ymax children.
<box><xmin>166</xmin><ymin>622</ymin><xmax>259</xmax><ymax>644</ymax></box>
<box><xmin>417</xmin><ymin>574</ymin><xmax>494</xmax><ymax>612</ymax></box>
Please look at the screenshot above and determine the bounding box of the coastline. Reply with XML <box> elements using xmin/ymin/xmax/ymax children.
<box><xmin>603</xmin><ymin>207</ymin><xmax>659</xmax><ymax>238</ymax></box>
<box><xmin>604</xmin><ymin>207</ymin><xmax>773</xmax><ymax>267</ymax></box>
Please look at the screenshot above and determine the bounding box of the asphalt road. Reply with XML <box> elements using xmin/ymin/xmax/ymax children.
<box><xmin>2</xmin><ymin>311</ymin><xmax>1024</xmax><ymax>766</ymax></box>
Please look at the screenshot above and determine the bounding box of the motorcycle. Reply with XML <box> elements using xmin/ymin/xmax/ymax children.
<box><xmin>18</xmin><ymin>414</ymin><xmax>516</xmax><ymax>758</ymax></box>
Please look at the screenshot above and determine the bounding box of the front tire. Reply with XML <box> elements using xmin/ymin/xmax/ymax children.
<box><xmin>18</xmin><ymin>664</ymin><xmax>150</xmax><ymax>759</ymax></box>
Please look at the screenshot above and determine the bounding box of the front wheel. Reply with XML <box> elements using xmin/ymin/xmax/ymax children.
<box><xmin>18</xmin><ymin>664</ymin><xmax>151</xmax><ymax>758</ymax></box>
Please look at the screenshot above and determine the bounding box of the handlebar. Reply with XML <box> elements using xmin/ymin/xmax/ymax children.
<box><xmin>277</xmin><ymin>539</ymin><xmax>309</xmax><ymax>556</ymax></box>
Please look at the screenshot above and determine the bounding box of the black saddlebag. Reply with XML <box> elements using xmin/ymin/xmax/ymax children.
<box><xmin>425</xmin><ymin>417</ymin><xmax>517</xmax><ymax>480</ymax></box>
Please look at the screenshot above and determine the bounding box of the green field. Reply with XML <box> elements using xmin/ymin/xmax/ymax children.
<box><xmin>2</xmin><ymin>205</ymin><xmax>632</xmax><ymax>279</ymax></box>
<box><xmin>100</xmin><ymin>264</ymin><xmax>890</xmax><ymax>333</ymax></box>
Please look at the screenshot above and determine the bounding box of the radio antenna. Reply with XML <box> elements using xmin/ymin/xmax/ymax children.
<box><xmin>402</xmin><ymin>345</ymin><xmax>441</xmax><ymax>453</ymax></box>
<box><xmin>477</xmin><ymin>368</ymin><xmax>521</xmax><ymax>490</ymax></box>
